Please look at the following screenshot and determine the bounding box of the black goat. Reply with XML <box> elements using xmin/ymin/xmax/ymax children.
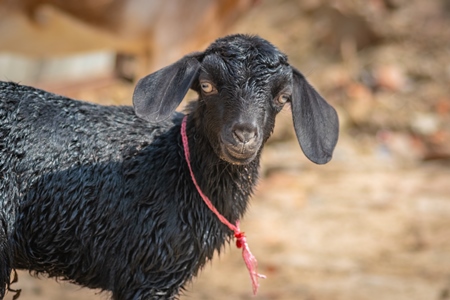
<box><xmin>0</xmin><ymin>34</ymin><xmax>339</xmax><ymax>299</ymax></box>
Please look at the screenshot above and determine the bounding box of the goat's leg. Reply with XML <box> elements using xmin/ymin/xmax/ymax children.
<box><xmin>0</xmin><ymin>222</ymin><xmax>11</xmax><ymax>300</ymax></box>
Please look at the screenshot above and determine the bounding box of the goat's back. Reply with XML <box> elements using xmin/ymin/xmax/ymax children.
<box><xmin>0</xmin><ymin>81</ymin><xmax>171</xmax><ymax>175</ymax></box>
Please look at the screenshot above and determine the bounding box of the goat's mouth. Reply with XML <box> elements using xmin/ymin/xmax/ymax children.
<box><xmin>219</xmin><ymin>141</ymin><xmax>259</xmax><ymax>165</ymax></box>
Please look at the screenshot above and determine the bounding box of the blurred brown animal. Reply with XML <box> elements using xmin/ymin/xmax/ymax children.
<box><xmin>0</xmin><ymin>0</ymin><xmax>256</xmax><ymax>79</ymax></box>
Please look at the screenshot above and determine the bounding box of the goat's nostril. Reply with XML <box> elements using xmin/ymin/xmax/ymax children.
<box><xmin>233</xmin><ymin>125</ymin><xmax>257</xmax><ymax>144</ymax></box>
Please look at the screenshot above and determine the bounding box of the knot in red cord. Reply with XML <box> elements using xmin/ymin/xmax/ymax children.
<box><xmin>235</xmin><ymin>231</ymin><xmax>245</xmax><ymax>248</ymax></box>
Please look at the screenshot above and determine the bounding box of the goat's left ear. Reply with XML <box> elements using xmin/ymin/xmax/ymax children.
<box><xmin>133</xmin><ymin>53</ymin><xmax>202</xmax><ymax>122</ymax></box>
<box><xmin>291</xmin><ymin>68</ymin><xmax>339</xmax><ymax>164</ymax></box>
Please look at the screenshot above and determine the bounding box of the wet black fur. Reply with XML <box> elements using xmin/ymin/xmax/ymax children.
<box><xmin>0</xmin><ymin>34</ymin><xmax>339</xmax><ymax>299</ymax></box>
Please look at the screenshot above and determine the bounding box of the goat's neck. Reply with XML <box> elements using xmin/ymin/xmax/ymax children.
<box><xmin>184</xmin><ymin>115</ymin><xmax>260</xmax><ymax>223</ymax></box>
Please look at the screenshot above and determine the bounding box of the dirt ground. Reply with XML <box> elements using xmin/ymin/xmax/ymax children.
<box><xmin>4</xmin><ymin>0</ymin><xmax>450</xmax><ymax>299</ymax></box>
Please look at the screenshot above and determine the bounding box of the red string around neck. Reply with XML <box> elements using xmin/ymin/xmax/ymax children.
<box><xmin>180</xmin><ymin>115</ymin><xmax>265</xmax><ymax>295</ymax></box>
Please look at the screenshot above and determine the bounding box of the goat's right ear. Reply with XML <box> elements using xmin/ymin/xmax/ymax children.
<box><xmin>133</xmin><ymin>54</ymin><xmax>202</xmax><ymax>122</ymax></box>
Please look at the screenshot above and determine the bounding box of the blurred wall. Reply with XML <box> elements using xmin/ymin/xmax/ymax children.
<box><xmin>0</xmin><ymin>0</ymin><xmax>256</xmax><ymax>84</ymax></box>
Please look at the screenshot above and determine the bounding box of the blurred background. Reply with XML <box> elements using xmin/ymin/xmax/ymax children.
<box><xmin>1</xmin><ymin>0</ymin><xmax>450</xmax><ymax>299</ymax></box>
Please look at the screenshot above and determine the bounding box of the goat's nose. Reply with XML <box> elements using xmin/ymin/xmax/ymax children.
<box><xmin>232</xmin><ymin>123</ymin><xmax>257</xmax><ymax>144</ymax></box>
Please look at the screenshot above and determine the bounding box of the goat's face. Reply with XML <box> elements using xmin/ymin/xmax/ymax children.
<box><xmin>191</xmin><ymin>37</ymin><xmax>293</xmax><ymax>164</ymax></box>
<box><xmin>133</xmin><ymin>34</ymin><xmax>339</xmax><ymax>165</ymax></box>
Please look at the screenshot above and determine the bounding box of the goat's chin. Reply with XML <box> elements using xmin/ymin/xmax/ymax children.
<box><xmin>219</xmin><ymin>145</ymin><xmax>258</xmax><ymax>165</ymax></box>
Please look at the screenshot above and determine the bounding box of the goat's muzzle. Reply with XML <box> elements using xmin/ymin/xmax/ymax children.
<box><xmin>220</xmin><ymin>122</ymin><xmax>261</xmax><ymax>164</ymax></box>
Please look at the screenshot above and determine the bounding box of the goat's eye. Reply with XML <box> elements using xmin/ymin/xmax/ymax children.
<box><xmin>200</xmin><ymin>81</ymin><xmax>215</xmax><ymax>94</ymax></box>
<box><xmin>277</xmin><ymin>94</ymin><xmax>290</xmax><ymax>105</ymax></box>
